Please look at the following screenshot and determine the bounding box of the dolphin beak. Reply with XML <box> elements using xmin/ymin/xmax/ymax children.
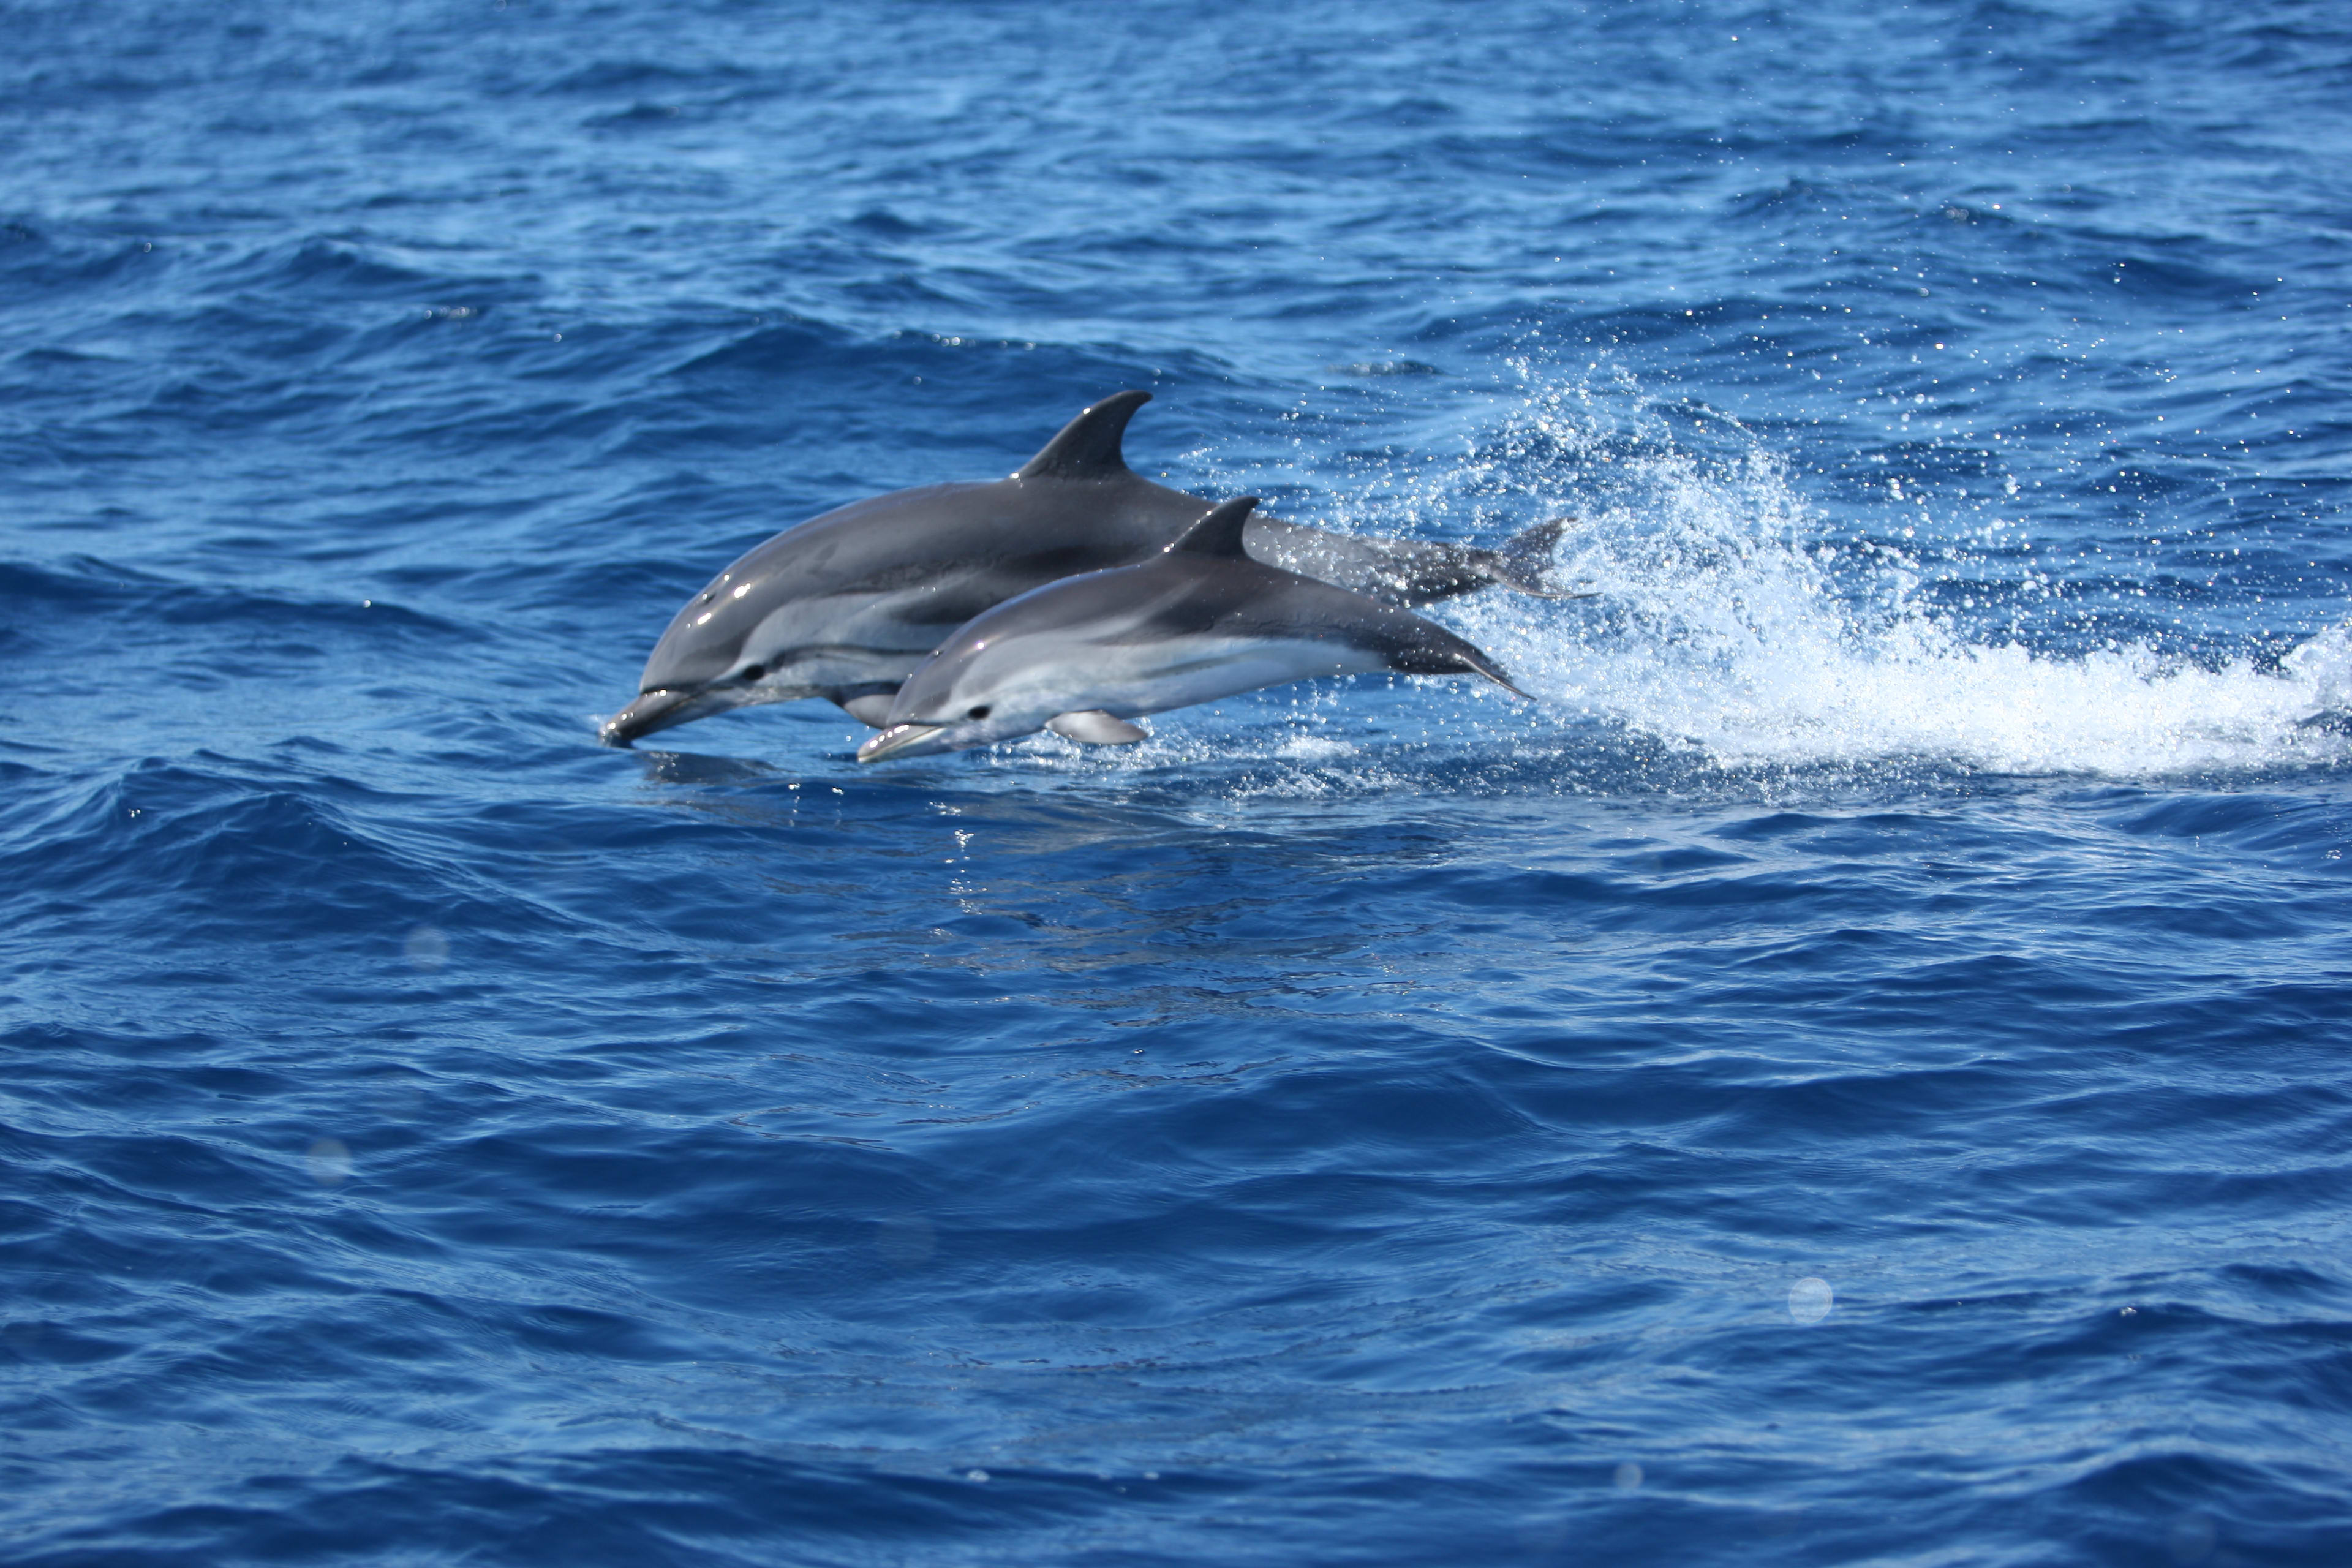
<box><xmin>856</xmin><ymin>722</ymin><xmax>949</xmax><ymax>764</ymax></box>
<box><xmin>601</xmin><ymin>688</ymin><xmax>712</xmax><ymax>746</ymax></box>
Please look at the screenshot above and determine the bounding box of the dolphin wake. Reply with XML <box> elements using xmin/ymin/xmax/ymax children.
<box><xmin>1392</xmin><ymin>372</ymin><xmax>2352</xmax><ymax>782</ymax></box>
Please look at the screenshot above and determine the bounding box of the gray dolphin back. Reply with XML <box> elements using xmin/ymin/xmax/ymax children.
<box><xmin>1052</xmin><ymin>495</ymin><xmax>1528</xmax><ymax>698</ymax></box>
<box><xmin>1167</xmin><ymin>543</ymin><xmax>1531</xmax><ymax>698</ymax></box>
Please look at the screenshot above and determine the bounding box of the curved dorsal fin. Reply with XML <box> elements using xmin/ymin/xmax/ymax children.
<box><xmin>1170</xmin><ymin>496</ymin><xmax>1258</xmax><ymax>557</ymax></box>
<box><xmin>1013</xmin><ymin>390</ymin><xmax>1152</xmax><ymax>480</ymax></box>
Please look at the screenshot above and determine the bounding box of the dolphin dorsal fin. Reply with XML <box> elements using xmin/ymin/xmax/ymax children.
<box><xmin>1170</xmin><ymin>497</ymin><xmax>1258</xmax><ymax>557</ymax></box>
<box><xmin>1014</xmin><ymin>390</ymin><xmax>1152</xmax><ymax>480</ymax></box>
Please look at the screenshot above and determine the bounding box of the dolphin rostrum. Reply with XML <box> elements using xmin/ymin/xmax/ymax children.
<box><xmin>601</xmin><ymin>391</ymin><xmax>1568</xmax><ymax>745</ymax></box>
<box><xmin>855</xmin><ymin>496</ymin><xmax>1531</xmax><ymax>764</ymax></box>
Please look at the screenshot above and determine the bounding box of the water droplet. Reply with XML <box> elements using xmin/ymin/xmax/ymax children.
<box><xmin>305</xmin><ymin>1137</ymin><xmax>352</xmax><ymax>1185</ymax></box>
<box><xmin>1789</xmin><ymin>1277</ymin><xmax>1834</xmax><ymax>1324</ymax></box>
<box><xmin>404</xmin><ymin>925</ymin><xmax>449</xmax><ymax>973</ymax></box>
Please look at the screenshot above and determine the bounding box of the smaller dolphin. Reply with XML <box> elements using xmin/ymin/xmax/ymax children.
<box><xmin>857</xmin><ymin>497</ymin><xmax>1530</xmax><ymax>763</ymax></box>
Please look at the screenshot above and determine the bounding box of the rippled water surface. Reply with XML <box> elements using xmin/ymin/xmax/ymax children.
<box><xmin>6</xmin><ymin>2</ymin><xmax>2351</xmax><ymax>1563</ymax></box>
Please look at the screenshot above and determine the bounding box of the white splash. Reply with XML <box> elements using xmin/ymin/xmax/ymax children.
<box><xmin>1407</xmin><ymin>371</ymin><xmax>2352</xmax><ymax>780</ymax></box>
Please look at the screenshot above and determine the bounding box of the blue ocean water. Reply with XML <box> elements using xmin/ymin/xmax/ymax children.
<box><xmin>4</xmin><ymin>1</ymin><xmax>2350</xmax><ymax>1562</ymax></box>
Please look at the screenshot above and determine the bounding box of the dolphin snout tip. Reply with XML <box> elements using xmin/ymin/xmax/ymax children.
<box><xmin>600</xmin><ymin>688</ymin><xmax>702</xmax><ymax>747</ymax></box>
<box><xmin>856</xmin><ymin>722</ymin><xmax>947</xmax><ymax>764</ymax></box>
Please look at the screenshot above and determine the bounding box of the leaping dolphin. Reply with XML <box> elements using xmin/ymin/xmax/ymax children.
<box><xmin>601</xmin><ymin>391</ymin><xmax>1567</xmax><ymax>745</ymax></box>
<box><xmin>855</xmin><ymin>496</ymin><xmax>1530</xmax><ymax>764</ymax></box>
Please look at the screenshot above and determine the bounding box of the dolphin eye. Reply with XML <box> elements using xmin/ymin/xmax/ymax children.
<box><xmin>741</xmin><ymin>664</ymin><xmax>766</xmax><ymax>681</ymax></box>
<box><xmin>966</xmin><ymin>704</ymin><xmax>991</xmax><ymax>720</ymax></box>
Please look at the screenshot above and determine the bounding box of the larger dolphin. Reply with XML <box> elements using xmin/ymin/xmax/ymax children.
<box><xmin>856</xmin><ymin>496</ymin><xmax>1529</xmax><ymax>763</ymax></box>
<box><xmin>601</xmin><ymin>391</ymin><xmax>1566</xmax><ymax>744</ymax></box>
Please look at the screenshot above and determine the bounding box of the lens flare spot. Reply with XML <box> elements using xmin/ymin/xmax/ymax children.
<box><xmin>305</xmin><ymin>1137</ymin><xmax>352</xmax><ymax>1185</ymax></box>
<box><xmin>1789</xmin><ymin>1277</ymin><xmax>1834</xmax><ymax>1324</ymax></box>
<box><xmin>404</xmin><ymin>925</ymin><xmax>450</xmax><ymax>973</ymax></box>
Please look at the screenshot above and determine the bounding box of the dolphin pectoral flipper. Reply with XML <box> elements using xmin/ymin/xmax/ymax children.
<box><xmin>1013</xmin><ymin>390</ymin><xmax>1153</xmax><ymax>480</ymax></box>
<box><xmin>1047</xmin><ymin>710</ymin><xmax>1149</xmax><ymax>745</ymax></box>
<box><xmin>835</xmin><ymin>691</ymin><xmax>898</xmax><ymax>726</ymax></box>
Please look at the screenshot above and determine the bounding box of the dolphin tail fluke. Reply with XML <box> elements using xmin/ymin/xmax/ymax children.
<box><xmin>1391</xmin><ymin>628</ymin><xmax>1536</xmax><ymax>703</ymax></box>
<box><xmin>1479</xmin><ymin>516</ymin><xmax>1588</xmax><ymax>598</ymax></box>
<box><xmin>1014</xmin><ymin>390</ymin><xmax>1152</xmax><ymax>480</ymax></box>
<box><xmin>1464</xmin><ymin>650</ymin><xmax>1536</xmax><ymax>703</ymax></box>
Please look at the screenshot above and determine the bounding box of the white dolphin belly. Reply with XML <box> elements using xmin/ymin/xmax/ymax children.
<box><xmin>984</xmin><ymin>632</ymin><xmax>1391</xmax><ymax>720</ymax></box>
